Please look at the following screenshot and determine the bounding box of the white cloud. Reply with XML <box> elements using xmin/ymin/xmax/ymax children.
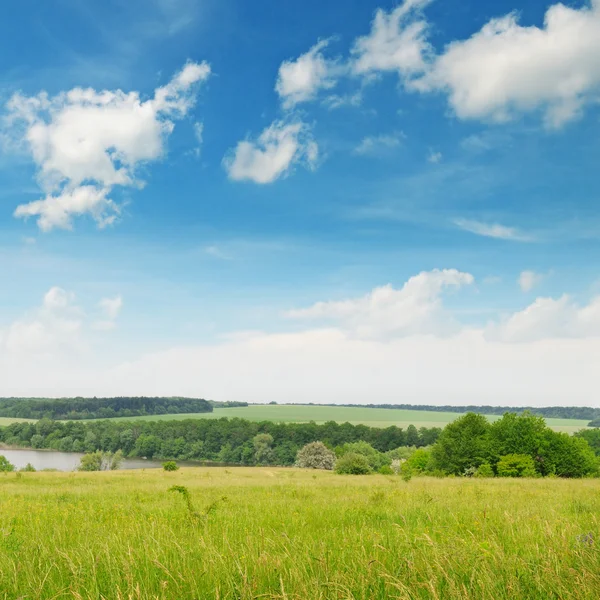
<box><xmin>351</xmin><ymin>0</ymin><xmax>432</xmax><ymax>79</ymax></box>
<box><xmin>0</xmin><ymin>287</ymin><xmax>82</xmax><ymax>354</ymax></box>
<box><xmin>352</xmin><ymin>0</ymin><xmax>600</xmax><ymax>127</ymax></box>
<box><xmin>276</xmin><ymin>40</ymin><xmax>340</xmax><ymax>108</ymax></box>
<box><xmin>205</xmin><ymin>245</ymin><xmax>231</xmax><ymax>260</ymax></box>
<box><xmin>353</xmin><ymin>131</ymin><xmax>405</xmax><ymax>155</ymax></box>
<box><xmin>454</xmin><ymin>218</ymin><xmax>534</xmax><ymax>242</ymax></box>
<box><xmin>286</xmin><ymin>268</ymin><xmax>474</xmax><ymax>339</ymax></box>
<box><xmin>5</xmin><ymin>61</ymin><xmax>211</xmax><ymax>230</ymax></box>
<box><xmin>518</xmin><ymin>270</ymin><xmax>544</xmax><ymax>293</ymax></box>
<box><xmin>4</xmin><ymin>272</ymin><xmax>600</xmax><ymax>405</ymax></box>
<box><xmin>416</xmin><ymin>1</ymin><xmax>600</xmax><ymax>127</ymax></box>
<box><xmin>489</xmin><ymin>294</ymin><xmax>600</xmax><ymax>342</ymax></box>
<box><xmin>223</xmin><ymin>120</ymin><xmax>318</xmax><ymax>184</ymax></box>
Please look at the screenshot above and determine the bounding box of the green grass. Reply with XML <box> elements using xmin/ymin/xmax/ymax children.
<box><xmin>107</xmin><ymin>404</ymin><xmax>591</xmax><ymax>433</ymax></box>
<box><xmin>0</xmin><ymin>468</ymin><xmax>599</xmax><ymax>599</ymax></box>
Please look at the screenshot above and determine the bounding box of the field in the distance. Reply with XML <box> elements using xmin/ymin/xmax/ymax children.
<box><xmin>0</xmin><ymin>468</ymin><xmax>598</xmax><ymax>599</ymax></box>
<box><xmin>109</xmin><ymin>404</ymin><xmax>591</xmax><ymax>433</ymax></box>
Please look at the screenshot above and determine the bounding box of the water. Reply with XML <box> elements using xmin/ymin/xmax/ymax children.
<box><xmin>0</xmin><ymin>449</ymin><xmax>162</xmax><ymax>472</ymax></box>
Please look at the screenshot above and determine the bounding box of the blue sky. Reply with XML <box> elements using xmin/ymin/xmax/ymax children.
<box><xmin>1</xmin><ymin>0</ymin><xmax>600</xmax><ymax>405</ymax></box>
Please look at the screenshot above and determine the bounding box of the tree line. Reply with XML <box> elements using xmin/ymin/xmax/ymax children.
<box><xmin>0</xmin><ymin>418</ymin><xmax>439</xmax><ymax>465</ymax></box>
<box><xmin>0</xmin><ymin>397</ymin><xmax>213</xmax><ymax>420</ymax></box>
<box><xmin>309</xmin><ymin>403</ymin><xmax>600</xmax><ymax>422</ymax></box>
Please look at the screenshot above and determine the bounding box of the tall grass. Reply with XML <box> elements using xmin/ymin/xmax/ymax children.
<box><xmin>0</xmin><ymin>468</ymin><xmax>598</xmax><ymax>599</ymax></box>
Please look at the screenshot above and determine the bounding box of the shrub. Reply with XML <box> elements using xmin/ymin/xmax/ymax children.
<box><xmin>475</xmin><ymin>462</ymin><xmax>494</xmax><ymax>478</ymax></box>
<box><xmin>163</xmin><ymin>461</ymin><xmax>179</xmax><ymax>472</ymax></box>
<box><xmin>496</xmin><ymin>454</ymin><xmax>537</xmax><ymax>478</ymax></box>
<box><xmin>406</xmin><ymin>448</ymin><xmax>432</xmax><ymax>473</ymax></box>
<box><xmin>20</xmin><ymin>463</ymin><xmax>36</xmax><ymax>472</ymax></box>
<box><xmin>0</xmin><ymin>455</ymin><xmax>15</xmax><ymax>472</ymax></box>
<box><xmin>335</xmin><ymin>453</ymin><xmax>372</xmax><ymax>475</ymax></box>
<box><xmin>336</xmin><ymin>441</ymin><xmax>388</xmax><ymax>470</ymax></box>
<box><xmin>378</xmin><ymin>465</ymin><xmax>394</xmax><ymax>475</ymax></box>
<box><xmin>295</xmin><ymin>442</ymin><xmax>336</xmax><ymax>470</ymax></box>
<box><xmin>78</xmin><ymin>450</ymin><xmax>124</xmax><ymax>472</ymax></box>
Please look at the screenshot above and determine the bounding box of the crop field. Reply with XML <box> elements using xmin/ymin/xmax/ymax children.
<box><xmin>0</xmin><ymin>468</ymin><xmax>598</xmax><ymax>599</ymax></box>
<box><xmin>108</xmin><ymin>404</ymin><xmax>591</xmax><ymax>433</ymax></box>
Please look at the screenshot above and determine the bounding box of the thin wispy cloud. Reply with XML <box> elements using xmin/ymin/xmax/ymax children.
<box><xmin>453</xmin><ymin>218</ymin><xmax>534</xmax><ymax>242</ymax></box>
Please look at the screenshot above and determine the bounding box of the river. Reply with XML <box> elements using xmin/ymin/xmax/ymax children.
<box><xmin>0</xmin><ymin>449</ymin><xmax>162</xmax><ymax>471</ymax></box>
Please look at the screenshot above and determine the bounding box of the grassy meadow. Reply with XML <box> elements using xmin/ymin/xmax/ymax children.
<box><xmin>0</xmin><ymin>467</ymin><xmax>599</xmax><ymax>599</ymax></box>
<box><xmin>108</xmin><ymin>404</ymin><xmax>591</xmax><ymax>433</ymax></box>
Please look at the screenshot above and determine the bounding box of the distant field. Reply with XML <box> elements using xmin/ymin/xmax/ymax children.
<box><xmin>0</xmin><ymin>417</ymin><xmax>34</xmax><ymax>425</ymax></box>
<box><xmin>108</xmin><ymin>404</ymin><xmax>590</xmax><ymax>433</ymax></box>
<box><xmin>0</xmin><ymin>468</ymin><xmax>599</xmax><ymax>599</ymax></box>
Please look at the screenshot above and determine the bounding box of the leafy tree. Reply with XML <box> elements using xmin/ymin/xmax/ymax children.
<box><xmin>489</xmin><ymin>412</ymin><xmax>548</xmax><ymax>473</ymax></box>
<box><xmin>335</xmin><ymin>453</ymin><xmax>372</xmax><ymax>475</ymax></box>
<box><xmin>406</xmin><ymin>424</ymin><xmax>419</xmax><ymax>446</ymax></box>
<box><xmin>575</xmin><ymin>428</ymin><xmax>600</xmax><ymax>456</ymax></box>
<box><xmin>295</xmin><ymin>442</ymin><xmax>336</xmax><ymax>470</ymax></box>
<box><xmin>496</xmin><ymin>454</ymin><xmax>537</xmax><ymax>477</ymax></box>
<box><xmin>431</xmin><ymin>413</ymin><xmax>491</xmax><ymax>475</ymax></box>
<box><xmin>30</xmin><ymin>434</ymin><xmax>44</xmax><ymax>449</ymax></box>
<box><xmin>0</xmin><ymin>455</ymin><xmax>15</xmax><ymax>472</ymax></box>
<box><xmin>253</xmin><ymin>433</ymin><xmax>275</xmax><ymax>465</ymax></box>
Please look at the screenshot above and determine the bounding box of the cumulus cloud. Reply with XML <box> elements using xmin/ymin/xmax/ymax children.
<box><xmin>353</xmin><ymin>131</ymin><xmax>405</xmax><ymax>155</ymax></box>
<box><xmin>4</xmin><ymin>271</ymin><xmax>600</xmax><ymax>404</ymax></box>
<box><xmin>489</xmin><ymin>294</ymin><xmax>600</xmax><ymax>342</ymax></box>
<box><xmin>276</xmin><ymin>40</ymin><xmax>340</xmax><ymax>108</ymax></box>
<box><xmin>351</xmin><ymin>0</ymin><xmax>432</xmax><ymax>79</ymax></box>
<box><xmin>0</xmin><ymin>287</ymin><xmax>82</xmax><ymax>354</ymax></box>
<box><xmin>454</xmin><ymin>218</ymin><xmax>534</xmax><ymax>242</ymax></box>
<box><xmin>286</xmin><ymin>268</ymin><xmax>474</xmax><ymax>339</ymax></box>
<box><xmin>518</xmin><ymin>270</ymin><xmax>544</xmax><ymax>293</ymax></box>
<box><xmin>5</xmin><ymin>61</ymin><xmax>211</xmax><ymax>230</ymax></box>
<box><xmin>0</xmin><ymin>287</ymin><xmax>123</xmax><ymax>354</ymax></box>
<box><xmin>351</xmin><ymin>0</ymin><xmax>600</xmax><ymax>127</ymax></box>
<box><xmin>223</xmin><ymin>120</ymin><xmax>318</xmax><ymax>184</ymax></box>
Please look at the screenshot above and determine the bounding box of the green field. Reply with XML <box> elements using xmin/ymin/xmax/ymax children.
<box><xmin>0</xmin><ymin>417</ymin><xmax>34</xmax><ymax>426</ymax></box>
<box><xmin>109</xmin><ymin>404</ymin><xmax>590</xmax><ymax>433</ymax></box>
<box><xmin>0</xmin><ymin>468</ymin><xmax>598</xmax><ymax>599</ymax></box>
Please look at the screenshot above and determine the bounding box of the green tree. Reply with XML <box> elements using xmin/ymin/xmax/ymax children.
<box><xmin>253</xmin><ymin>434</ymin><xmax>275</xmax><ymax>465</ymax></box>
<box><xmin>336</xmin><ymin>440</ymin><xmax>388</xmax><ymax>470</ymax></box>
<box><xmin>489</xmin><ymin>412</ymin><xmax>548</xmax><ymax>473</ymax></box>
<box><xmin>163</xmin><ymin>461</ymin><xmax>179</xmax><ymax>471</ymax></box>
<box><xmin>0</xmin><ymin>455</ymin><xmax>15</xmax><ymax>472</ymax></box>
<box><xmin>431</xmin><ymin>413</ymin><xmax>491</xmax><ymax>475</ymax></box>
<box><xmin>406</xmin><ymin>424</ymin><xmax>420</xmax><ymax>446</ymax></box>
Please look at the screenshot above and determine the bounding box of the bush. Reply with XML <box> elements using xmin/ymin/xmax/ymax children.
<box><xmin>378</xmin><ymin>465</ymin><xmax>394</xmax><ymax>475</ymax></box>
<box><xmin>336</xmin><ymin>441</ymin><xmax>389</xmax><ymax>470</ymax></box>
<box><xmin>405</xmin><ymin>448</ymin><xmax>432</xmax><ymax>473</ymax></box>
<box><xmin>295</xmin><ymin>442</ymin><xmax>336</xmax><ymax>470</ymax></box>
<box><xmin>163</xmin><ymin>461</ymin><xmax>179</xmax><ymax>471</ymax></box>
<box><xmin>0</xmin><ymin>455</ymin><xmax>15</xmax><ymax>472</ymax></box>
<box><xmin>474</xmin><ymin>462</ymin><xmax>494</xmax><ymax>478</ymax></box>
<box><xmin>78</xmin><ymin>450</ymin><xmax>124</xmax><ymax>472</ymax></box>
<box><xmin>334</xmin><ymin>453</ymin><xmax>372</xmax><ymax>475</ymax></box>
<box><xmin>496</xmin><ymin>454</ymin><xmax>537</xmax><ymax>478</ymax></box>
<box><xmin>20</xmin><ymin>463</ymin><xmax>36</xmax><ymax>472</ymax></box>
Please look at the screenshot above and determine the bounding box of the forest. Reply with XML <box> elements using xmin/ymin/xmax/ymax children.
<box><xmin>0</xmin><ymin>396</ymin><xmax>213</xmax><ymax>419</ymax></box>
<box><xmin>0</xmin><ymin>412</ymin><xmax>599</xmax><ymax>477</ymax></box>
